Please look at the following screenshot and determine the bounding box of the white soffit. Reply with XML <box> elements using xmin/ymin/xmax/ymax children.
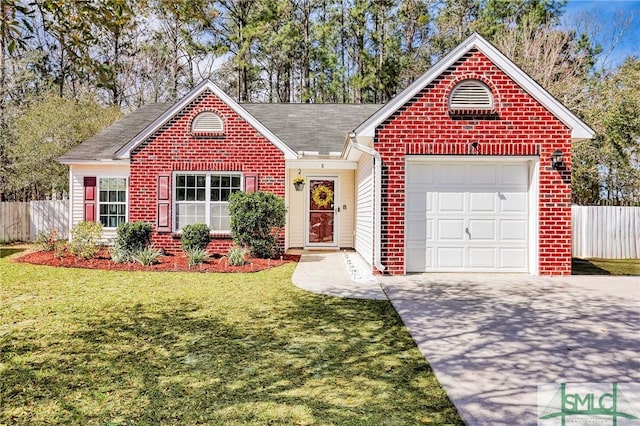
<box><xmin>354</xmin><ymin>33</ymin><xmax>594</xmax><ymax>141</ymax></box>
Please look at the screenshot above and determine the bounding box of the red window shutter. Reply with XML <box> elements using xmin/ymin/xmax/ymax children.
<box><xmin>83</xmin><ymin>177</ymin><xmax>96</xmax><ymax>222</ymax></box>
<box><xmin>244</xmin><ymin>173</ymin><xmax>258</xmax><ymax>193</ymax></box>
<box><xmin>157</xmin><ymin>174</ymin><xmax>171</xmax><ymax>233</ymax></box>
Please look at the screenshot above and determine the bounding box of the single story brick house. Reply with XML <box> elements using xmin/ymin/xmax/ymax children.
<box><xmin>60</xmin><ymin>34</ymin><xmax>593</xmax><ymax>275</ymax></box>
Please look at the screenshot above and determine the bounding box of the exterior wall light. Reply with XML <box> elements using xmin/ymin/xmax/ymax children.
<box><xmin>551</xmin><ymin>149</ymin><xmax>564</xmax><ymax>170</ymax></box>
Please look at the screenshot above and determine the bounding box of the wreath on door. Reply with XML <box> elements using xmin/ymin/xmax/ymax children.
<box><xmin>311</xmin><ymin>184</ymin><xmax>334</xmax><ymax>208</ymax></box>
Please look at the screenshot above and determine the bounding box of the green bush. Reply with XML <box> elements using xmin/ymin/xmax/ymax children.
<box><xmin>229</xmin><ymin>191</ymin><xmax>285</xmax><ymax>259</ymax></box>
<box><xmin>34</xmin><ymin>229</ymin><xmax>60</xmax><ymax>251</ymax></box>
<box><xmin>181</xmin><ymin>223</ymin><xmax>210</xmax><ymax>251</ymax></box>
<box><xmin>186</xmin><ymin>247</ymin><xmax>209</xmax><ymax>267</ymax></box>
<box><xmin>109</xmin><ymin>242</ymin><xmax>129</xmax><ymax>264</ymax></box>
<box><xmin>53</xmin><ymin>241</ymin><xmax>66</xmax><ymax>258</ymax></box>
<box><xmin>68</xmin><ymin>221</ymin><xmax>103</xmax><ymax>260</ymax></box>
<box><xmin>115</xmin><ymin>221</ymin><xmax>152</xmax><ymax>253</ymax></box>
<box><xmin>131</xmin><ymin>246</ymin><xmax>161</xmax><ymax>266</ymax></box>
<box><xmin>226</xmin><ymin>245</ymin><xmax>247</xmax><ymax>266</ymax></box>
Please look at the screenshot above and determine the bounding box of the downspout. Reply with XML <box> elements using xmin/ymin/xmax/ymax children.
<box><xmin>349</xmin><ymin>134</ymin><xmax>386</xmax><ymax>272</ymax></box>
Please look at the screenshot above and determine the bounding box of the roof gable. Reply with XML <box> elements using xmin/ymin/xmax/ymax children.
<box><xmin>114</xmin><ymin>80</ymin><xmax>298</xmax><ymax>160</ymax></box>
<box><xmin>354</xmin><ymin>33</ymin><xmax>594</xmax><ymax>141</ymax></box>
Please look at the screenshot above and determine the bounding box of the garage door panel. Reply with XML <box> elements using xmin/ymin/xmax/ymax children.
<box><xmin>406</xmin><ymin>161</ymin><xmax>531</xmax><ymax>273</ymax></box>
<box><xmin>499</xmin><ymin>248</ymin><xmax>527</xmax><ymax>269</ymax></box>
<box><xmin>407</xmin><ymin>164</ymin><xmax>435</xmax><ymax>183</ymax></box>
<box><xmin>407</xmin><ymin>217</ymin><xmax>427</xmax><ymax>241</ymax></box>
<box><xmin>439</xmin><ymin>192</ymin><xmax>464</xmax><ymax>211</ymax></box>
<box><xmin>502</xmin><ymin>165</ymin><xmax>529</xmax><ymax>187</ymax></box>
<box><xmin>407</xmin><ymin>191</ymin><xmax>426</xmax><ymax>213</ymax></box>
<box><xmin>500</xmin><ymin>220</ymin><xmax>527</xmax><ymax>240</ymax></box>
<box><xmin>469</xmin><ymin>219</ymin><xmax>496</xmax><ymax>240</ymax></box>
<box><xmin>426</xmin><ymin>219</ymin><xmax>434</xmax><ymax>240</ymax></box>
<box><xmin>426</xmin><ymin>192</ymin><xmax>435</xmax><ymax>213</ymax></box>
<box><xmin>470</xmin><ymin>165</ymin><xmax>497</xmax><ymax>185</ymax></box>
<box><xmin>500</xmin><ymin>192</ymin><xmax>527</xmax><ymax>212</ymax></box>
<box><xmin>468</xmin><ymin>247</ymin><xmax>496</xmax><ymax>268</ymax></box>
<box><xmin>406</xmin><ymin>240</ymin><xmax>427</xmax><ymax>271</ymax></box>
<box><xmin>440</xmin><ymin>165</ymin><xmax>466</xmax><ymax>184</ymax></box>
<box><xmin>438</xmin><ymin>219</ymin><xmax>465</xmax><ymax>240</ymax></box>
<box><xmin>437</xmin><ymin>247</ymin><xmax>464</xmax><ymax>268</ymax></box>
<box><xmin>469</xmin><ymin>192</ymin><xmax>496</xmax><ymax>212</ymax></box>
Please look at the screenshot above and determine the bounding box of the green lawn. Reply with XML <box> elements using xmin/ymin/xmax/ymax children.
<box><xmin>572</xmin><ymin>257</ymin><xmax>640</xmax><ymax>276</ymax></box>
<box><xmin>0</xmin><ymin>257</ymin><xmax>462</xmax><ymax>425</ymax></box>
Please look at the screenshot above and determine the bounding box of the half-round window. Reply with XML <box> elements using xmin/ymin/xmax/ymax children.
<box><xmin>191</xmin><ymin>112</ymin><xmax>223</xmax><ymax>134</ymax></box>
<box><xmin>449</xmin><ymin>80</ymin><xmax>494</xmax><ymax>111</ymax></box>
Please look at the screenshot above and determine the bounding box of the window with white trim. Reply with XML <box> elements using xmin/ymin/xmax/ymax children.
<box><xmin>449</xmin><ymin>80</ymin><xmax>494</xmax><ymax>110</ymax></box>
<box><xmin>191</xmin><ymin>112</ymin><xmax>224</xmax><ymax>133</ymax></box>
<box><xmin>174</xmin><ymin>172</ymin><xmax>242</xmax><ymax>232</ymax></box>
<box><xmin>99</xmin><ymin>178</ymin><xmax>127</xmax><ymax>228</ymax></box>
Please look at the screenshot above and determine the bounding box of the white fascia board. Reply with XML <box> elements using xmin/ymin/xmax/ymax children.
<box><xmin>286</xmin><ymin>159</ymin><xmax>357</xmax><ymax>170</ymax></box>
<box><xmin>355</xmin><ymin>33</ymin><xmax>594</xmax><ymax>140</ymax></box>
<box><xmin>114</xmin><ymin>80</ymin><xmax>298</xmax><ymax>160</ymax></box>
<box><xmin>341</xmin><ymin>134</ymin><xmax>374</xmax><ymax>161</ymax></box>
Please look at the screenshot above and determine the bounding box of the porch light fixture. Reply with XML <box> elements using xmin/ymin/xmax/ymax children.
<box><xmin>551</xmin><ymin>149</ymin><xmax>564</xmax><ymax>170</ymax></box>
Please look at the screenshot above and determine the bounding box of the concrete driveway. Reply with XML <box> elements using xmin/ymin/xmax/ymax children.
<box><xmin>380</xmin><ymin>274</ymin><xmax>640</xmax><ymax>425</ymax></box>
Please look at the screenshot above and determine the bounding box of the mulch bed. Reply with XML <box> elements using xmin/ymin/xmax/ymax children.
<box><xmin>15</xmin><ymin>248</ymin><xmax>300</xmax><ymax>273</ymax></box>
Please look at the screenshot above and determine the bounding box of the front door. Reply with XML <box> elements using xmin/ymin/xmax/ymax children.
<box><xmin>307</xmin><ymin>178</ymin><xmax>337</xmax><ymax>246</ymax></box>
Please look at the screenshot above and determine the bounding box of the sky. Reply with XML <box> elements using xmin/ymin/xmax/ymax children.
<box><xmin>564</xmin><ymin>0</ymin><xmax>640</xmax><ymax>68</ymax></box>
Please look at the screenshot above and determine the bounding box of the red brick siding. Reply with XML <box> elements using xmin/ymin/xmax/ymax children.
<box><xmin>129</xmin><ymin>90</ymin><xmax>286</xmax><ymax>253</ymax></box>
<box><xmin>376</xmin><ymin>49</ymin><xmax>572</xmax><ymax>275</ymax></box>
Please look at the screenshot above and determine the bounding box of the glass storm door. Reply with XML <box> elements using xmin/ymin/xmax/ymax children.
<box><xmin>307</xmin><ymin>178</ymin><xmax>337</xmax><ymax>245</ymax></box>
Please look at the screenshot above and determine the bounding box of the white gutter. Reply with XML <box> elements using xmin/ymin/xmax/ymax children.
<box><xmin>349</xmin><ymin>134</ymin><xmax>386</xmax><ymax>272</ymax></box>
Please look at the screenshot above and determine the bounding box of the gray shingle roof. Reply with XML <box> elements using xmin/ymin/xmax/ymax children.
<box><xmin>60</xmin><ymin>102</ymin><xmax>381</xmax><ymax>162</ymax></box>
<box><xmin>241</xmin><ymin>104</ymin><xmax>381</xmax><ymax>155</ymax></box>
<box><xmin>59</xmin><ymin>102</ymin><xmax>172</xmax><ymax>162</ymax></box>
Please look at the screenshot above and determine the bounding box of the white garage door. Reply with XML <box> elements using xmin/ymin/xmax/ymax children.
<box><xmin>406</xmin><ymin>161</ymin><xmax>530</xmax><ymax>272</ymax></box>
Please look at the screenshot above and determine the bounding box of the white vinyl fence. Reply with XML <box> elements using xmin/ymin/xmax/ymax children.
<box><xmin>0</xmin><ymin>199</ymin><xmax>69</xmax><ymax>242</ymax></box>
<box><xmin>572</xmin><ymin>205</ymin><xmax>640</xmax><ymax>259</ymax></box>
<box><xmin>29</xmin><ymin>200</ymin><xmax>69</xmax><ymax>241</ymax></box>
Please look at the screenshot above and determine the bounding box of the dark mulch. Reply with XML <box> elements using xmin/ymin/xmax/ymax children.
<box><xmin>16</xmin><ymin>248</ymin><xmax>300</xmax><ymax>273</ymax></box>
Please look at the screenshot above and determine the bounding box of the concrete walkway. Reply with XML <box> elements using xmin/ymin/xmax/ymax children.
<box><xmin>291</xmin><ymin>252</ymin><xmax>387</xmax><ymax>300</ymax></box>
<box><xmin>379</xmin><ymin>273</ymin><xmax>640</xmax><ymax>426</ymax></box>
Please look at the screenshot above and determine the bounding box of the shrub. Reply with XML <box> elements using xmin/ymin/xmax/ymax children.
<box><xmin>34</xmin><ymin>229</ymin><xmax>60</xmax><ymax>251</ymax></box>
<box><xmin>226</xmin><ymin>245</ymin><xmax>247</xmax><ymax>266</ymax></box>
<box><xmin>181</xmin><ymin>223</ymin><xmax>210</xmax><ymax>251</ymax></box>
<box><xmin>68</xmin><ymin>221</ymin><xmax>103</xmax><ymax>260</ymax></box>
<box><xmin>229</xmin><ymin>191</ymin><xmax>285</xmax><ymax>259</ymax></box>
<box><xmin>131</xmin><ymin>246</ymin><xmax>161</xmax><ymax>266</ymax></box>
<box><xmin>186</xmin><ymin>247</ymin><xmax>209</xmax><ymax>267</ymax></box>
<box><xmin>115</xmin><ymin>222</ymin><xmax>152</xmax><ymax>253</ymax></box>
<box><xmin>109</xmin><ymin>242</ymin><xmax>129</xmax><ymax>264</ymax></box>
<box><xmin>53</xmin><ymin>241</ymin><xmax>66</xmax><ymax>258</ymax></box>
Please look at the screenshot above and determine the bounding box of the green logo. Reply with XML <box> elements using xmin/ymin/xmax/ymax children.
<box><xmin>539</xmin><ymin>383</ymin><xmax>639</xmax><ymax>425</ymax></box>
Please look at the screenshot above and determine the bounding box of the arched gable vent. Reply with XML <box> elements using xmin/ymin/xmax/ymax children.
<box><xmin>192</xmin><ymin>112</ymin><xmax>223</xmax><ymax>133</ymax></box>
<box><xmin>449</xmin><ymin>80</ymin><xmax>494</xmax><ymax>111</ymax></box>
